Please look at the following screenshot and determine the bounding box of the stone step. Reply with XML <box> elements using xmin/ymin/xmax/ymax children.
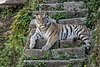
<box><xmin>33</xmin><ymin>9</ymin><xmax>88</xmax><ymax>18</ymax></box>
<box><xmin>39</xmin><ymin>3</ymin><xmax>63</xmax><ymax>11</ymax></box>
<box><xmin>29</xmin><ymin>17</ymin><xmax>86</xmax><ymax>29</ymax></box>
<box><xmin>63</xmin><ymin>1</ymin><xmax>85</xmax><ymax>11</ymax></box>
<box><xmin>0</xmin><ymin>1</ymin><xmax>24</xmax><ymax>5</ymax></box>
<box><xmin>24</xmin><ymin>59</ymin><xmax>85</xmax><ymax>67</ymax></box>
<box><xmin>42</xmin><ymin>0</ymin><xmax>84</xmax><ymax>3</ymax></box>
<box><xmin>24</xmin><ymin>47</ymin><xmax>85</xmax><ymax>58</ymax></box>
<box><xmin>39</xmin><ymin>1</ymin><xmax>85</xmax><ymax>11</ymax></box>
<box><xmin>0</xmin><ymin>0</ymin><xmax>24</xmax><ymax>9</ymax></box>
<box><xmin>58</xmin><ymin>17</ymin><xmax>86</xmax><ymax>24</ymax></box>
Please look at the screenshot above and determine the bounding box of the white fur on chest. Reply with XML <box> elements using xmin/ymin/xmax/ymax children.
<box><xmin>40</xmin><ymin>30</ymin><xmax>51</xmax><ymax>40</ymax></box>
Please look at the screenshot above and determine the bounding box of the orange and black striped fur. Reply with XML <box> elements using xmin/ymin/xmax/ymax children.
<box><xmin>30</xmin><ymin>12</ymin><xmax>91</xmax><ymax>50</ymax></box>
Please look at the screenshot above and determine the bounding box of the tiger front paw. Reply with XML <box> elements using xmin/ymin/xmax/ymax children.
<box><xmin>30</xmin><ymin>44</ymin><xmax>35</xmax><ymax>49</ymax></box>
<box><xmin>42</xmin><ymin>45</ymin><xmax>50</xmax><ymax>50</ymax></box>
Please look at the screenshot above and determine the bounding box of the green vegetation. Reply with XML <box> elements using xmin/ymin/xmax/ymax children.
<box><xmin>86</xmin><ymin>12</ymin><xmax>99</xmax><ymax>29</ymax></box>
<box><xmin>42</xmin><ymin>52</ymin><xmax>54</xmax><ymax>60</ymax></box>
<box><xmin>62</xmin><ymin>44</ymin><xmax>69</xmax><ymax>48</ymax></box>
<box><xmin>58</xmin><ymin>0</ymin><xmax>68</xmax><ymax>3</ymax></box>
<box><xmin>56</xmin><ymin>51</ymin><xmax>80</xmax><ymax>60</ymax></box>
<box><xmin>36</xmin><ymin>62</ymin><xmax>47</xmax><ymax>67</ymax></box>
<box><xmin>88</xmin><ymin>21</ymin><xmax>100</xmax><ymax>67</ymax></box>
<box><xmin>0</xmin><ymin>6</ymin><xmax>23</xmax><ymax>20</ymax></box>
<box><xmin>0</xmin><ymin>0</ymin><xmax>36</xmax><ymax>67</ymax></box>
<box><xmin>84</xmin><ymin>0</ymin><xmax>100</xmax><ymax>29</ymax></box>
<box><xmin>51</xmin><ymin>12</ymin><xmax>68</xmax><ymax>20</ymax></box>
<box><xmin>24</xmin><ymin>62</ymin><xmax>47</xmax><ymax>67</ymax></box>
<box><xmin>23</xmin><ymin>52</ymin><xmax>54</xmax><ymax>60</ymax></box>
<box><xmin>68</xmin><ymin>61</ymin><xmax>74</xmax><ymax>67</ymax></box>
<box><xmin>53</xmin><ymin>8</ymin><xmax>64</xmax><ymax>11</ymax></box>
<box><xmin>24</xmin><ymin>56</ymin><xmax>40</xmax><ymax>60</ymax></box>
<box><xmin>0</xmin><ymin>29</ymin><xmax>4</xmax><ymax>32</ymax></box>
<box><xmin>24</xmin><ymin>63</ymin><xmax>33</xmax><ymax>67</ymax></box>
<box><xmin>22</xmin><ymin>51</ymin><xmax>80</xmax><ymax>61</ymax></box>
<box><xmin>81</xmin><ymin>0</ymin><xmax>100</xmax><ymax>67</ymax></box>
<box><xmin>0</xmin><ymin>0</ymin><xmax>99</xmax><ymax>67</ymax></box>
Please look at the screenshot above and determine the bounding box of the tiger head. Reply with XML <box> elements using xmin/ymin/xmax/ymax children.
<box><xmin>34</xmin><ymin>12</ymin><xmax>53</xmax><ymax>27</ymax></box>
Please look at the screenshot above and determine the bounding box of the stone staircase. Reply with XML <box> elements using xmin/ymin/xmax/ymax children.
<box><xmin>24</xmin><ymin>0</ymin><xmax>88</xmax><ymax>67</ymax></box>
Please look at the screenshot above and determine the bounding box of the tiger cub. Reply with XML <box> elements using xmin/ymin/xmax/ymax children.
<box><xmin>30</xmin><ymin>12</ymin><xmax>91</xmax><ymax>50</ymax></box>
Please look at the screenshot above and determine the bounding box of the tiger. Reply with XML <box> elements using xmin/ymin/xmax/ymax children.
<box><xmin>30</xmin><ymin>12</ymin><xmax>91</xmax><ymax>50</ymax></box>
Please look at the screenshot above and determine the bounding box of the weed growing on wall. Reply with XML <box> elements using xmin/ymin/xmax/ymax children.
<box><xmin>0</xmin><ymin>0</ymin><xmax>41</xmax><ymax>66</ymax></box>
<box><xmin>84</xmin><ymin>0</ymin><xmax>100</xmax><ymax>29</ymax></box>
<box><xmin>0</xmin><ymin>6</ymin><xmax>23</xmax><ymax>20</ymax></box>
<box><xmin>0</xmin><ymin>8</ymin><xmax>33</xmax><ymax>67</ymax></box>
<box><xmin>51</xmin><ymin>12</ymin><xmax>68</xmax><ymax>20</ymax></box>
<box><xmin>81</xmin><ymin>0</ymin><xmax>100</xmax><ymax>67</ymax></box>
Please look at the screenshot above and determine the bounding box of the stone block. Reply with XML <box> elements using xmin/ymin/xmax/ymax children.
<box><xmin>0</xmin><ymin>22</ymin><xmax>5</xmax><ymax>29</ymax></box>
<box><xmin>45</xmin><ymin>0</ymin><xmax>81</xmax><ymax>3</ymax></box>
<box><xmin>0</xmin><ymin>0</ymin><xmax>24</xmax><ymax>4</ymax></box>
<box><xmin>33</xmin><ymin>9</ymin><xmax>88</xmax><ymax>18</ymax></box>
<box><xmin>60</xmin><ymin>40</ymin><xmax>83</xmax><ymax>48</ymax></box>
<box><xmin>51</xmin><ymin>47</ymin><xmax>85</xmax><ymax>58</ymax></box>
<box><xmin>44</xmin><ymin>0</ymin><xmax>59</xmax><ymax>3</ymax></box>
<box><xmin>0</xmin><ymin>0</ymin><xmax>24</xmax><ymax>9</ymax></box>
<box><xmin>24</xmin><ymin>59</ymin><xmax>84</xmax><ymax>67</ymax></box>
<box><xmin>25</xmin><ymin>47</ymin><xmax>85</xmax><ymax>58</ymax></box>
<box><xmin>58</xmin><ymin>17</ymin><xmax>86</xmax><ymax>25</ymax></box>
<box><xmin>98</xmin><ymin>8</ymin><xmax>100</xmax><ymax>12</ymax></box>
<box><xmin>3</xmin><ymin>30</ymin><xmax>11</xmax><ymax>36</ymax></box>
<box><xmin>39</xmin><ymin>3</ymin><xmax>63</xmax><ymax>11</ymax></box>
<box><xmin>63</xmin><ymin>1</ymin><xmax>84</xmax><ymax>11</ymax></box>
<box><xmin>24</xmin><ymin>49</ymin><xmax>49</xmax><ymax>57</ymax></box>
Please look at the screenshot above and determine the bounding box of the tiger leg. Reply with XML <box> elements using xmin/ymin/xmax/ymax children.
<box><xmin>42</xmin><ymin>35</ymin><xmax>59</xmax><ymax>50</ymax></box>
<box><xmin>80</xmin><ymin>35</ymin><xmax>91</xmax><ymax>49</ymax></box>
<box><xmin>30</xmin><ymin>33</ymin><xmax>40</xmax><ymax>49</ymax></box>
<box><xmin>79</xmin><ymin>35</ymin><xmax>91</xmax><ymax>54</ymax></box>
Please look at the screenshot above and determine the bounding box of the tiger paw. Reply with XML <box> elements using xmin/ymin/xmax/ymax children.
<box><xmin>42</xmin><ymin>46</ymin><xmax>50</xmax><ymax>50</ymax></box>
<box><xmin>30</xmin><ymin>44</ymin><xmax>35</xmax><ymax>49</ymax></box>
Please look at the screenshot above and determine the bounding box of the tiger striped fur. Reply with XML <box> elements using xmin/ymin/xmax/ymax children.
<box><xmin>30</xmin><ymin>12</ymin><xmax>91</xmax><ymax>50</ymax></box>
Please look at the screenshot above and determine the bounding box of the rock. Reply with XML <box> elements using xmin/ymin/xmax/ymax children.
<box><xmin>24</xmin><ymin>47</ymin><xmax>85</xmax><ymax>58</ymax></box>
<box><xmin>0</xmin><ymin>0</ymin><xmax>24</xmax><ymax>9</ymax></box>
<box><xmin>60</xmin><ymin>40</ymin><xmax>83</xmax><ymax>48</ymax></box>
<box><xmin>24</xmin><ymin>59</ymin><xmax>84</xmax><ymax>67</ymax></box>
<box><xmin>3</xmin><ymin>30</ymin><xmax>11</xmax><ymax>36</ymax></box>
<box><xmin>58</xmin><ymin>17</ymin><xmax>86</xmax><ymax>25</ymax></box>
<box><xmin>39</xmin><ymin>3</ymin><xmax>63</xmax><ymax>11</ymax></box>
<box><xmin>52</xmin><ymin>47</ymin><xmax>85</xmax><ymax>58</ymax></box>
<box><xmin>98</xmin><ymin>8</ymin><xmax>100</xmax><ymax>12</ymax></box>
<box><xmin>63</xmin><ymin>1</ymin><xmax>84</xmax><ymax>11</ymax></box>
<box><xmin>0</xmin><ymin>22</ymin><xmax>5</xmax><ymax>29</ymax></box>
